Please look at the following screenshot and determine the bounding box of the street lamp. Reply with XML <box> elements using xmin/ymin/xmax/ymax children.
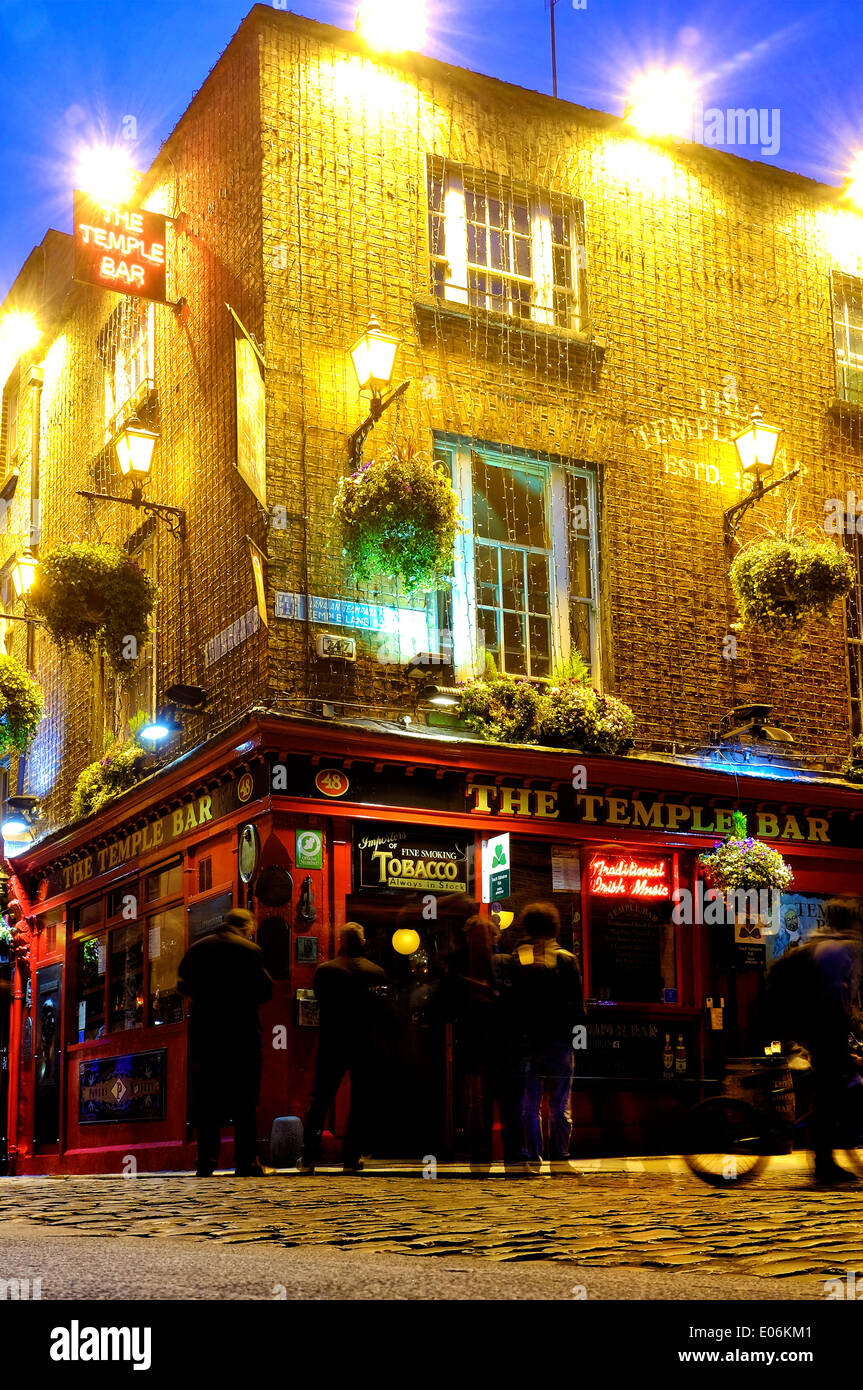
<box><xmin>356</xmin><ymin>0</ymin><xmax>426</xmax><ymax>52</ymax></box>
<box><xmin>139</xmin><ymin>707</ymin><xmax>181</xmax><ymax>747</ymax></box>
<box><xmin>724</xmin><ymin>407</ymin><xmax>797</xmax><ymax>545</ymax></box>
<box><xmin>10</xmin><ymin>551</ymin><xmax>38</xmax><ymax>600</ymax></box>
<box><xmin>0</xmin><ymin>311</ymin><xmax>41</xmax><ymax>386</ymax></box>
<box><xmin>113</xmin><ymin>415</ymin><xmax>159</xmax><ymax>487</ymax></box>
<box><xmin>347</xmin><ymin>314</ymin><xmax>410</xmax><ymax>465</ymax></box>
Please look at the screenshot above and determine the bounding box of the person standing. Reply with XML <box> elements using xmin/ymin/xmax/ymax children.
<box><xmin>793</xmin><ymin>898</ymin><xmax>863</xmax><ymax>1184</ymax></box>
<box><xmin>177</xmin><ymin>907</ymin><xmax>272</xmax><ymax>1177</ymax></box>
<box><xmin>298</xmin><ymin>923</ymin><xmax>389</xmax><ymax>1174</ymax></box>
<box><xmin>509</xmin><ymin>902</ymin><xmax>585</xmax><ymax>1174</ymax></box>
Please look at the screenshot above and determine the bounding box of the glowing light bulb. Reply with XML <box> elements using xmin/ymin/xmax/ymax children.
<box><xmin>75</xmin><ymin>144</ymin><xmax>140</xmax><ymax>206</ymax></box>
<box><xmin>625</xmin><ymin>67</ymin><xmax>696</xmax><ymax>140</ymax></box>
<box><xmin>356</xmin><ymin>0</ymin><xmax>427</xmax><ymax>53</ymax></box>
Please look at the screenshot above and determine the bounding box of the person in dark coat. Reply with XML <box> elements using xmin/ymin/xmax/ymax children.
<box><xmin>794</xmin><ymin>898</ymin><xmax>863</xmax><ymax>1184</ymax></box>
<box><xmin>298</xmin><ymin>923</ymin><xmax>389</xmax><ymax>1174</ymax></box>
<box><xmin>177</xmin><ymin>908</ymin><xmax>273</xmax><ymax>1177</ymax></box>
<box><xmin>437</xmin><ymin>913</ymin><xmax>500</xmax><ymax>1172</ymax></box>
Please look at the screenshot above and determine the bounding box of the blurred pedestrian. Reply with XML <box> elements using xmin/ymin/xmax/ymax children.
<box><xmin>298</xmin><ymin>923</ymin><xmax>389</xmax><ymax>1174</ymax></box>
<box><xmin>177</xmin><ymin>908</ymin><xmax>272</xmax><ymax>1177</ymax></box>
<box><xmin>509</xmin><ymin>902</ymin><xmax>585</xmax><ymax>1174</ymax></box>
<box><xmin>438</xmin><ymin>913</ymin><xmax>501</xmax><ymax>1172</ymax></box>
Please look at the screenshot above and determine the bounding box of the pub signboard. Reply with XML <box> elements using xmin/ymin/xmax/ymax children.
<box><xmin>73</xmin><ymin>191</ymin><xmax>168</xmax><ymax>302</ymax></box>
<box><xmin>353</xmin><ymin>826</ymin><xmax>470</xmax><ymax>894</ymax></box>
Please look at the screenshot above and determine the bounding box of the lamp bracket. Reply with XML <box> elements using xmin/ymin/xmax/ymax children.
<box><xmin>723</xmin><ymin>467</ymin><xmax>800</xmax><ymax>546</ymax></box>
<box><xmin>348</xmin><ymin>379</ymin><xmax>410</xmax><ymax>467</ymax></box>
<box><xmin>77</xmin><ymin>489</ymin><xmax>187</xmax><ymax>542</ymax></box>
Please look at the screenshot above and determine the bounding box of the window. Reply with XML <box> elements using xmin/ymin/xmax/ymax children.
<box><xmin>847</xmin><ymin>531</ymin><xmax>863</xmax><ymax>736</ymax></box>
<box><xmin>427</xmin><ymin>161</ymin><xmax>586</xmax><ymax>331</ymax></box>
<box><xmin>438</xmin><ymin>439</ymin><xmax>599</xmax><ymax>682</ymax></box>
<box><xmin>3</xmin><ymin>388</ymin><xmax>18</xmax><ymax>472</ymax></box>
<box><xmin>832</xmin><ymin>272</ymin><xmax>863</xmax><ymax>404</ymax></box>
<box><xmin>100</xmin><ymin>299</ymin><xmax>155</xmax><ymax>442</ymax></box>
<box><xmin>70</xmin><ymin>858</ymin><xmax>184</xmax><ymax>1043</ymax></box>
<box><xmin>103</xmin><ymin>529</ymin><xmax>156</xmax><ymax>745</ymax></box>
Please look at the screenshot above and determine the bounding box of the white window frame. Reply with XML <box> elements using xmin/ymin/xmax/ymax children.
<box><xmin>427</xmin><ymin>162</ymin><xmax>584</xmax><ymax>331</ymax></box>
<box><xmin>441</xmin><ymin>440</ymin><xmax>599</xmax><ymax>683</ymax></box>
<box><xmin>831</xmin><ymin>271</ymin><xmax>863</xmax><ymax>404</ymax></box>
<box><xmin>104</xmin><ymin>301</ymin><xmax>155</xmax><ymax>442</ymax></box>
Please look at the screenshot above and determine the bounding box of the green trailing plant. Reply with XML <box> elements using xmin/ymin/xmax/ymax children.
<box><xmin>842</xmin><ymin>734</ymin><xmax>863</xmax><ymax>785</ymax></box>
<box><xmin>29</xmin><ymin>541</ymin><xmax>157</xmax><ymax>675</ymax></box>
<box><xmin>698</xmin><ymin>810</ymin><xmax>794</xmax><ymax>893</ymax></box>
<box><xmin>539</xmin><ymin>680</ymin><xmax>636</xmax><ymax>755</ymax></box>
<box><xmin>71</xmin><ymin>738</ymin><xmax>149</xmax><ymax>821</ymax></box>
<box><xmin>729</xmin><ymin>534</ymin><xmax>855</xmax><ymax>635</ymax></box>
<box><xmin>0</xmin><ymin>921</ymin><xmax>12</xmax><ymax>947</ymax></box>
<box><xmin>334</xmin><ymin>443</ymin><xmax>460</xmax><ymax>593</ymax></box>
<box><xmin>0</xmin><ymin>654</ymin><xmax>44</xmax><ymax>753</ymax></box>
<box><xmin>553</xmin><ymin>650</ymin><xmax>592</xmax><ymax>686</ymax></box>
<box><xmin>457</xmin><ymin>673</ymin><xmax>543</xmax><ymax>743</ymax></box>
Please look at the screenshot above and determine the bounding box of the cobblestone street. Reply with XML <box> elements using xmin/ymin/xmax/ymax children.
<box><xmin>1</xmin><ymin>1159</ymin><xmax>861</xmax><ymax>1298</ymax></box>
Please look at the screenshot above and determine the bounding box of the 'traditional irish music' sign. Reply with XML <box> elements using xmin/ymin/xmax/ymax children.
<box><xmin>73</xmin><ymin>192</ymin><xmax>167</xmax><ymax>302</ymax></box>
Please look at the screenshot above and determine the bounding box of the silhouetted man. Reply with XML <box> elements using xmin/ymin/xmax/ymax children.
<box><xmin>298</xmin><ymin>923</ymin><xmax>388</xmax><ymax>1174</ymax></box>
<box><xmin>178</xmin><ymin>908</ymin><xmax>272</xmax><ymax>1177</ymax></box>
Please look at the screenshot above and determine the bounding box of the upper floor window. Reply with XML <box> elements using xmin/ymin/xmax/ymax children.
<box><xmin>831</xmin><ymin>272</ymin><xmax>863</xmax><ymax>404</ymax></box>
<box><xmin>428</xmin><ymin>161</ymin><xmax>586</xmax><ymax>332</ymax></box>
<box><xmin>437</xmin><ymin>439</ymin><xmax>599</xmax><ymax>683</ymax></box>
<box><xmin>3</xmin><ymin>387</ymin><xmax>18</xmax><ymax>472</ymax></box>
<box><xmin>101</xmin><ymin>299</ymin><xmax>155</xmax><ymax>442</ymax></box>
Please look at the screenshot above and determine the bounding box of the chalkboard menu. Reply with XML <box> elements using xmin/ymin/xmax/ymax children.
<box><xmin>590</xmin><ymin>895</ymin><xmax>675</xmax><ymax>1003</ymax></box>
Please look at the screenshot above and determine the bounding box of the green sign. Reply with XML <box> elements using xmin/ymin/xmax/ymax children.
<box><xmin>487</xmin><ymin>832</ymin><xmax>511</xmax><ymax>900</ymax></box>
<box><xmin>296</xmin><ymin>829</ymin><xmax>323</xmax><ymax>870</ymax></box>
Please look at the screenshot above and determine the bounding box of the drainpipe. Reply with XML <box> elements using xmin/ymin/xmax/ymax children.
<box><xmin>19</xmin><ymin>363</ymin><xmax>42</xmax><ymax>795</ymax></box>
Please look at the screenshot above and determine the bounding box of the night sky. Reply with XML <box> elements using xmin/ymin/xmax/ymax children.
<box><xmin>1</xmin><ymin>0</ymin><xmax>862</xmax><ymax>298</ymax></box>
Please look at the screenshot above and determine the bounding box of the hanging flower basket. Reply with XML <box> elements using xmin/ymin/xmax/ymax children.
<box><xmin>539</xmin><ymin>680</ymin><xmax>636</xmax><ymax>756</ymax></box>
<box><xmin>29</xmin><ymin>542</ymin><xmax>158</xmax><ymax>675</ymax></box>
<box><xmin>0</xmin><ymin>654</ymin><xmax>44</xmax><ymax>754</ymax></box>
<box><xmin>334</xmin><ymin>443</ymin><xmax>460</xmax><ymax>593</ymax></box>
<box><xmin>698</xmin><ymin>813</ymin><xmax>794</xmax><ymax>894</ymax></box>
<box><xmin>71</xmin><ymin>740</ymin><xmax>149</xmax><ymax>821</ymax></box>
<box><xmin>0</xmin><ymin>922</ymin><xmax>12</xmax><ymax>965</ymax></box>
<box><xmin>457</xmin><ymin>673</ymin><xmax>543</xmax><ymax>743</ymax></box>
<box><xmin>729</xmin><ymin>535</ymin><xmax>855</xmax><ymax>635</ymax></box>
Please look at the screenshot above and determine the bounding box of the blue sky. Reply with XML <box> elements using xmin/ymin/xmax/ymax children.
<box><xmin>2</xmin><ymin>0</ymin><xmax>862</xmax><ymax>297</ymax></box>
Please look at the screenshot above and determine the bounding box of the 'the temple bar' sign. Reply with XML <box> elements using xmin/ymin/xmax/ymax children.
<box><xmin>73</xmin><ymin>192</ymin><xmax>167</xmax><ymax>302</ymax></box>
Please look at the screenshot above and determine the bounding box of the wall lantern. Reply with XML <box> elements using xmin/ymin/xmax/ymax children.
<box><xmin>420</xmin><ymin>682</ymin><xmax>460</xmax><ymax>708</ymax></box>
<box><xmin>114</xmin><ymin>415</ymin><xmax>159</xmax><ymax>485</ymax></box>
<box><xmin>347</xmin><ymin>314</ymin><xmax>410</xmax><ymax>466</ymax></box>
<box><xmin>732</xmin><ymin>407</ymin><xmax>781</xmax><ymax>477</ymax></box>
<box><xmin>724</xmin><ymin>406</ymin><xmax>798</xmax><ymax>546</ymax></box>
<box><xmin>11</xmin><ymin>550</ymin><xmax>38</xmax><ymax>599</ymax></box>
<box><xmin>1</xmin><ymin>794</ymin><xmax>41</xmax><ymax>842</ymax></box>
<box><xmin>139</xmin><ymin>706</ymin><xmax>181</xmax><ymax>746</ymax></box>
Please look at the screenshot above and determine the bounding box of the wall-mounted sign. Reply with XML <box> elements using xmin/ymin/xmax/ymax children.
<box><xmin>296</xmin><ymin>829</ymin><xmax>323</xmax><ymax>870</ymax></box>
<box><xmin>354</xmin><ymin>826</ymin><xmax>469</xmax><ymax>894</ymax></box>
<box><xmin>238</xmin><ymin>824</ymin><xmax>260</xmax><ymax>884</ymax></box>
<box><xmin>188</xmin><ymin>891</ymin><xmax>233</xmax><ymax>943</ymax></box>
<box><xmin>73</xmin><ymin>192</ymin><xmax>167</xmax><ymax>302</ymax></box>
<box><xmin>314</xmin><ymin>769</ymin><xmax>350</xmax><ymax>798</ymax></box>
<box><xmin>78</xmin><ymin>1050</ymin><xmax>166</xmax><ymax>1124</ymax></box>
<box><xmin>247</xmin><ymin>537</ymin><xmax>269</xmax><ymax>629</ymax></box>
<box><xmin>482</xmin><ymin>832</ymin><xmax>510</xmax><ymax>903</ymax></box>
<box><xmin>588</xmin><ymin>856</ymin><xmax>671</xmax><ymax>900</ymax></box>
<box><xmin>235</xmin><ymin>334</ymin><xmax>266</xmax><ymax>507</ymax></box>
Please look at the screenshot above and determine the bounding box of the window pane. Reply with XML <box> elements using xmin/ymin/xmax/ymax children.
<box><xmin>145</xmin><ymin>860</ymin><xmax>183</xmax><ymax>903</ymax></box>
<box><xmin>512</xmin><ymin>200</ymin><xmax>529</xmax><ymax>236</ymax></box>
<box><xmin>528</xmin><ymin>616</ymin><xmax>552</xmax><ymax>677</ymax></box>
<box><xmin>75</xmin><ymin>936</ymin><xmax>106</xmax><ymax>1042</ymax></box>
<box><xmin>527</xmin><ymin>553</ymin><xmax>550</xmax><ymax>613</ymax></box>
<box><xmin>148</xmin><ymin>907</ymin><xmax>185</xmax><ymax>1026</ymax></box>
<box><xmin>489</xmin><ymin>229</ymin><xmax>505</xmax><ymax>271</ymax></box>
<box><xmin>571</xmin><ymin>536</ymin><xmax>593</xmax><ymax>600</ymax></box>
<box><xmin>514</xmin><ymin>234</ymin><xmax>531</xmax><ymax>278</ymax></box>
<box><xmin>501</xmin><ymin>548</ymin><xmax>525</xmax><ymax>611</ymax></box>
<box><xmin>467</xmin><ymin>223</ymin><xmax>486</xmax><ymax>266</ymax></box>
<box><xmin>76</xmin><ymin>899</ymin><xmax>102</xmax><ymax>933</ymax></box>
<box><xmin>571</xmin><ymin>602</ymin><xmax>593</xmax><ymax>669</ymax></box>
<box><xmin>109</xmin><ymin>923</ymin><xmax>144</xmax><ymax>1032</ymax></box>
<box><xmin>475</xmin><ymin>544</ymin><xmax>499</xmax><ymax>607</ymax></box>
<box><xmin>477</xmin><ymin>608</ymin><xmax>500</xmax><ymax>666</ymax></box>
<box><xmin>503</xmin><ymin>610</ymin><xmax>527</xmax><ymax>674</ymax></box>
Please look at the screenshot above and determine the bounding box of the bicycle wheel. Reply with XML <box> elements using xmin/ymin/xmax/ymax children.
<box><xmin>682</xmin><ymin>1097</ymin><xmax>770</xmax><ymax>1187</ymax></box>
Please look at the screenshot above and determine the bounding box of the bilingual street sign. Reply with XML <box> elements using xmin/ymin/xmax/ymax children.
<box><xmin>73</xmin><ymin>191</ymin><xmax>168</xmax><ymax>303</ymax></box>
<box><xmin>484</xmin><ymin>831</ymin><xmax>511</xmax><ymax>902</ymax></box>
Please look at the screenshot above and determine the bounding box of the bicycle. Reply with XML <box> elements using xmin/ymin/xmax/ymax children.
<box><xmin>682</xmin><ymin>1050</ymin><xmax>863</xmax><ymax>1187</ymax></box>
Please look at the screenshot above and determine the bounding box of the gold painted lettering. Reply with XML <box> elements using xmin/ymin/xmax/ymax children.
<box><xmin>714</xmin><ymin>810</ymin><xmax>734</xmax><ymax>834</ymax></box>
<box><xmin>606</xmin><ymin>797</ymin><xmax>631</xmax><ymax>826</ymax></box>
<box><xmin>806</xmin><ymin>817</ymin><xmax>829</xmax><ymax>844</ymax></box>
<box><xmin>632</xmin><ymin>799</ymin><xmax>663</xmax><ymax>830</ymax></box>
<box><xmin>153</xmin><ymin>822</ymin><xmax>164</xmax><ymax>845</ymax></box>
<box><xmin>198</xmin><ymin>795</ymin><xmax>213</xmax><ymax>824</ymax></box>
<box><xmin>575</xmin><ymin>794</ymin><xmax>605</xmax><ymax>823</ymax></box>
<box><xmin>780</xmin><ymin>815</ymin><xmax>804</xmax><ymax>841</ymax></box>
<box><xmin>691</xmin><ymin>806</ymin><xmax>715</xmax><ymax>834</ymax></box>
<box><xmin>499</xmin><ymin>787</ymin><xmax>532</xmax><ymax>817</ymax></box>
<box><xmin>467</xmin><ymin>783</ymin><xmax>496</xmax><ymax>814</ymax></box>
<box><xmin>534</xmin><ymin>790</ymin><xmax>559</xmax><ymax>819</ymax></box>
<box><xmin>758</xmin><ymin>813</ymin><xmax>779</xmax><ymax>838</ymax></box>
<box><xmin>172</xmin><ymin>810</ymin><xmax>184</xmax><ymax>838</ymax></box>
<box><xmin>184</xmin><ymin>804</ymin><xmax>198</xmax><ymax>832</ymax></box>
<box><xmin>665</xmin><ymin>804</ymin><xmax>691</xmax><ymax>830</ymax></box>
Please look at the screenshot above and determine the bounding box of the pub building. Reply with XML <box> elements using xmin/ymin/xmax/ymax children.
<box><xmin>4</xmin><ymin>708</ymin><xmax>862</xmax><ymax>1173</ymax></box>
<box><xmin>2</xmin><ymin>8</ymin><xmax>863</xmax><ymax>1172</ymax></box>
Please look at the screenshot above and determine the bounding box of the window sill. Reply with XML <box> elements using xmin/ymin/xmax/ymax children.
<box><xmin>414</xmin><ymin>295</ymin><xmax>606</xmax><ymax>384</ymax></box>
<box><xmin>828</xmin><ymin>396</ymin><xmax>863</xmax><ymax>431</ymax></box>
<box><xmin>0</xmin><ymin>466</ymin><xmax>18</xmax><ymax>501</ymax></box>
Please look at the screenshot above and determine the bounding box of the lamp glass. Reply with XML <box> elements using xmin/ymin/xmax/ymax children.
<box><xmin>392</xmin><ymin>927</ymin><xmax>421</xmax><ymax>955</ymax></box>
<box><xmin>139</xmin><ymin>719</ymin><xmax>173</xmax><ymax>745</ymax></box>
<box><xmin>1</xmin><ymin>816</ymin><xmax>30</xmax><ymax>839</ymax></box>
<box><xmin>733</xmin><ymin>418</ymin><xmax>781</xmax><ymax>474</ymax></box>
<box><xmin>114</xmin><ymin>422</ymin><xmax>157</xmax><ymax>479</ymax></box>
<box><xmin>350</xmin><ymin>317</ymin><xmax>399</xmax><ymax>394</ymax></box>
<box><xmin>11</xmin><ymin>552</ymin><xmax>38</xmax><ymax>599</ymax></box>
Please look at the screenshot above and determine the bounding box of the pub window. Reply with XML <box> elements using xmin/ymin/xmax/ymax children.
<box><xmin>587</xmin><ymin>853</ymin><xmax>678</xmax><ymax>1005</ymax></box>
<box><xmin>847</xmin><ymin>530</ymin><xmax>863</xmax><ymax>736</ymax></box>
<box><xmin>427</xmin><ymin>159</ymin><xmax>587</xmax><ymax>332</ymax></box>
<box><xmin>3</xmin><ymin>385</ymin><xmax>18</xmax><ymax>474</ymax></box>
<box><xmin>197</xmin><ymin>856</ymin><xmax>213</xmax><ymax>893</ymax></box>
<box><xmin>100</xmin><ymin>298</ymin><xmax>155</xmax><ymax>443</ymax></box>
<box><xmin>831</xmin><ymin>271</ymin><xmax>863</xmax><ymax>404</ymax></box>
<box><xmin>438</xmin><ymin>439</ymin><xmax>599</xmax><ymax>681</ymax></box>
<box><xmin>103</xmin><ymin>528</ymin><xmax>156</xmax><ymax>746</ymax></box>
<box><xmin>70</xmin><ymin>857</ymin><xmax>184</xmax><ymax>1044</ymax></box>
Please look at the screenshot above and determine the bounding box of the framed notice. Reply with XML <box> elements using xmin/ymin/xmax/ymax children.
<box><xmin>235</xmin><ymin>334</ymin><xmax>266</xmax><ymax>507</ymax></box>
<box><xmin>79</xmin><ymin>1050</ymin><xmax>166</xmax><ymax>1124</ymax></box>
<box><xmin>353</xmin><ymin>825</ymin><xmax>469</xmax><ymax>894</ymax></box>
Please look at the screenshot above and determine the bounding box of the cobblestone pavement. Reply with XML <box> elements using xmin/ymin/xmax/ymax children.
<box><xmin>1</xmin><ymin>1160</ymin><xmax>862</xmax><ymax>1293</ymax></box>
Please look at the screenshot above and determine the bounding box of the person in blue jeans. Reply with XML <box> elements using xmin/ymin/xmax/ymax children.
<box><xmin>509</xmin><ymin>902</ymin><xmax>585</xmax><ymax>1173</ymax></box>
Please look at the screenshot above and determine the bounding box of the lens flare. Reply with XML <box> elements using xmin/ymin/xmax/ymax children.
<box><xmin>625</xmin><ymin>67</ymin><xmax>697</xmax><ymax>140</ymax></box>
<box><xmin>356</xmin><ymin>0</ymin><xmax>427</xmax><ymax>53</ymax></box>
<box><xmin>75</xmin><ymin>144</ymin><xmax>140</xmax><ymax>205</ymax></box>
